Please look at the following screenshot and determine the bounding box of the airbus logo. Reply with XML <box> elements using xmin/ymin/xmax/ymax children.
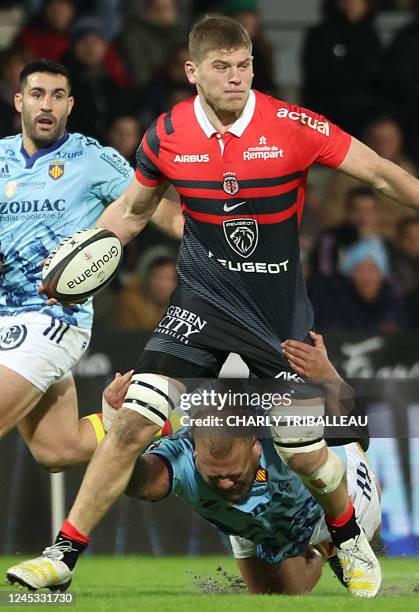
<box><xmin>223</xmin><ymin>201</ymin><xmax>246</xmax><ymax>213</ymax></box>
<box><xmin>173</xmin><ymin>154</ymin><xmax>210</xmax><ymax>163</ymax></box>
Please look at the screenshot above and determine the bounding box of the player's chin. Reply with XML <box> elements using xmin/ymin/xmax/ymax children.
<box><xmin>222</xmin><ymin>96</ymin><xmax>246</xmax><ymax>110</ymax></box>
<box><xmin>218</xmin><ymin>487</ymin><xmax>249</xmax><ymax>503</ymax></box>
<box><xmin>35</xmin><ymin>126</ymin><xmax>59</xmax><ymax>143</ymax></box>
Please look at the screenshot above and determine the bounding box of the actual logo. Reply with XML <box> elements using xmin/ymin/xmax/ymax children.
<box><xmin>223</xmin><ymin>218</ymin><xmax>258</xmax><ymax>258</ymax></box>
<box><xmin>0</xmin><ymin>325</ymin><xmax>27</xmax><ymax>351</ymax></box>
<box><xmin>222</xmin><ymin>172</ymin><xmax>239</xmax><ymax>195</ymax></box>
<box><xmin>48</xmin><ymin>161</ymin><xmax>65</xmax><ymax>180</ymax></box>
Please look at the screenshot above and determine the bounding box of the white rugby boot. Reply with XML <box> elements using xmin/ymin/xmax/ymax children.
<box><xmin>7</xmin><ymin>542</ymin><xmax>74</xmax><ymax>591</ymax></box>
<box><xmin>335</xmin><ymin>529</ymin><xmax>382</xmax><ymax>597</ymax></box>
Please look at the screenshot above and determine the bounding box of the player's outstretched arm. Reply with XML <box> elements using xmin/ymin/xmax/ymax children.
<box><xmin>338</xmin><ymin>137</ymin><xmax>419</xmax><ymax>209</ymax></box>
<box><xmin>150</xmin><ymin>185</ymin><xmax>184</xmax><ymax>241</ymax></box>
<box><xmin>125</xmin><ymin>454</ymin><xmax>171</xmax><ymax>501</ymax></box>
<box><xmin>96</xmin><ymin>178</ymin><xmax>170</xmax><ymax>246</ymax></box>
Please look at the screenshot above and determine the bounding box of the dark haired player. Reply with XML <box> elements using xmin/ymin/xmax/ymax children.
<box><xmin>9</xmin><ymin>15</ymin><xmax>419</xmax><ymax>597</ymax></box>
<box><xmin>0</xmin><ymin>60</ymin><xmax>175</xmax><ymax>469</ymax></box>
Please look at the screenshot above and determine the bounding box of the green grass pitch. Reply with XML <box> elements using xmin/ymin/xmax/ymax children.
<box><xmin>0</xmin><ymin>556</ymin><xmax>418</xmax><ymax>611</ymax></box>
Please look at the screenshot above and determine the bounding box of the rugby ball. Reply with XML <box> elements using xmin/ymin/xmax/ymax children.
<box><xmin>41</xmin><ymin>228</ymin><xmax>122</xmax><ymax>302</ymax></box>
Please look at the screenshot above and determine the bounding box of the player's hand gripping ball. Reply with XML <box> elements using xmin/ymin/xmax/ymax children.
<box><xmin>41</xmin><ymin>228</ymin><xmax>122</xmax><ymax>303</ymax></box>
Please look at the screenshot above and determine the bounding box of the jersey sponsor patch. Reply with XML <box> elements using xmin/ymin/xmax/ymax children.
<box><xmin>155</xmin><ymin>306</ymin><xmax>208</xmax><ymax>344</ymax></box>
<box><xmin>276</xmin><ymin>108</ymin><xmax>330</xmax><ymax>136</ymax></box>
<box><xmin>173</xmin><ymin>154</ymin><xmax>210</xmax><ymax>163</ymax></box>
<box><xmin>99</xmin><ymin>152</ymin><xmax>131</xmax><ymax>178</ymax></box>
<box><xmin>223</xmin><ymin>218</ymin><xmax>258</xmax><ymax>258</ymax></box>
<box><xmin>0</xmin><ymin>324</ymin><xmax>27</xmax><ymax>350</ymax></box>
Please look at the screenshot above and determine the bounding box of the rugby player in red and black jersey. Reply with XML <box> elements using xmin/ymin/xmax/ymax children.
<box><xmin>9</xmin><ymin>15</ymin><xmax>419</xmax><ymax>597</ymax></box>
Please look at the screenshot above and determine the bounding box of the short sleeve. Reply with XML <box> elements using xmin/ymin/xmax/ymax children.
<box><xmin>135</xmin><ymin>118</ymin><xmax>167</xmax><ymax>187</ymax></box>
<box><xmin>278</xmin><ymin>105</ymin><xmax>352</xmax><ymax>169</ymax></box>
<box><xmin>145</xmin><ymin>433</ymin><xmax>194</xmax><ymax>497</ymax></box>
<box><xmin>86</xmin><ymin>140</ymin><xmax>134</xmax><ymax>205</ymax></box>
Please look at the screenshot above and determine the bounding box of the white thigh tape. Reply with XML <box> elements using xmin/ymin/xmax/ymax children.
<box><xmin>122</xmin><ymin>373</ymin><xmax>181</xmax><ymax>427</ymax></box>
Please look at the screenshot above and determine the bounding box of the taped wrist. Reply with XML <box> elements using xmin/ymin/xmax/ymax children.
<box><xmin>102</xmin><ymin>394</ymin><xmax>118</xmax><ymax>432</ymax></box>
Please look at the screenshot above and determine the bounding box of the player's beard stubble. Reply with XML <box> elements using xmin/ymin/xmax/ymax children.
<box><xmin>22</xmin><ymin>104</ymin><xmax>68</xmax><ymax>150</ymax></box>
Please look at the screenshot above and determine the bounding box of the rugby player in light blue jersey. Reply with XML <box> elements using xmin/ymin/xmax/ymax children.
<box><xmin>0</xmin><ymin>59</ymin><xmax>177</xmax><ymax>470</ymax></box>
<box><xmin>107</xmin><ymin>331</ymin><xmax>380</xmax><ymax>596</ymax></box>
<box><xmin>125</xmin><ymin>420</ymin><xmax>380</xmax><ymax>595</ymax></box>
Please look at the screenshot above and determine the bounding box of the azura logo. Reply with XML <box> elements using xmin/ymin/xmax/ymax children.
<box><xmin>66</xmin><ymin>245</ymin><xmax>120</xmax><ymax>289</ymax></box>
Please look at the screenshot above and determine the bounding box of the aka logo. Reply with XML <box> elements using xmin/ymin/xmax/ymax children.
<box><xmin>223</xmin><ymin>218</ymin><xmax>258</xmax><ymax>258</ymax></box>
<box><xmin>222</xmin><ymin>172</ymin><xmax>239</xmax><ymax>195</ymax></box>
<box><xmin>0</xmin><ymin>324</ymin><xmax>27</xmax><ymax>351</ymax></box>
<box><xmin>275</xmin><ymin>371</ymin><xmax>304</xmax><ymax>382</ymax></box>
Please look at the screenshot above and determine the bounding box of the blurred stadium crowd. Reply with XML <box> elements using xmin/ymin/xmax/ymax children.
<box><xmin>1</xmin><ymin>0</ymin><xmax>418</xmax><ymax>335</ymax></box>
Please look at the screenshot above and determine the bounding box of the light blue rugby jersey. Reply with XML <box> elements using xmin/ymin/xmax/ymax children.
<box><xmin>0</xmin><ymin>132</ymin><xmax>133</xmax><ymax>327</ymax></box>
<box><xmin>146</xmin><ymin>433</ymin><xmax>324</xmax><ymax>564</ymax></box>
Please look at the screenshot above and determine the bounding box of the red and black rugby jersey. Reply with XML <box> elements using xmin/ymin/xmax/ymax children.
<box><xmin>135</xmin><ymin>90</ymin><xmax>351</xmax><ymax>347</ymax></box>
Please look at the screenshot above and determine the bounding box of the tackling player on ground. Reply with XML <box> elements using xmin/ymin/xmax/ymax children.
<box><xmin>8</xmin><ymin>15</ymin><xmax>419</xmax><ymax>597</ymax></box>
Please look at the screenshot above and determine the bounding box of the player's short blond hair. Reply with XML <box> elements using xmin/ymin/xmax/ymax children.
<box><xmin>188</xmin><ymin>14</ymin><xmax>252</xmax><ymax>64</ymax></box>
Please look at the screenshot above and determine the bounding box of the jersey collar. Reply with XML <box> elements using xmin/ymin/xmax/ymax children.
<box><xmin>194</xmin><ymin>90</ymin><xmax>256</xmax><ymax>138</ymax></box>
<box><xmin>20</xmin><ymin>130</ymin><xmax>70</xmax><ymax>169</ymax></box>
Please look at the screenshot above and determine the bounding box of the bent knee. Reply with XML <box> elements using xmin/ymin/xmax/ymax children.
<box><xmin>31</xmin><ymin>446</ymin><xmax>81</xmax><ymax>473</ymax></box>
<box><xmin>110</xmin><ymin>408</ymin><xmax>160</xmax><ymax>449</ymax></box>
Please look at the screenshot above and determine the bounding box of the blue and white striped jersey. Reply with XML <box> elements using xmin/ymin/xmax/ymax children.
<box><xmin>0</xmin><ymin>132</ymin><xmax>133</xmax><ymax>328</ymax></box>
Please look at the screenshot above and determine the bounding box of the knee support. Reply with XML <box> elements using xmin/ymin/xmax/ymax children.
<box><xmin>122</xmin><ymin>373</ymin><xmax>181</xmax><ymax>427</ymax></box>
<box><xmin>271</xmin><ymin>398</ymin><xmax>325</xmax><ymax>461</ymax></box>
<box><xmin>300</xmin><ymin>447</ymin><xmax>346</xmax><ymax>495</ymax></box>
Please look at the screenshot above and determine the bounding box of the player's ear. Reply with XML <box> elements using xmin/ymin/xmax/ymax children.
<box><xmin>67</xmin><ymin>96</ymin><xmax>74</xmax><ymax>116</ymax></box>
<box><xmin>14</xmin><ymin>92</ymin><xmax>22</xmax><ymax>113</ymax></box>
<box><xmin>185</xmin><ymin>60</ymin><xmax>198</xmax><ymax>85</ymax></box>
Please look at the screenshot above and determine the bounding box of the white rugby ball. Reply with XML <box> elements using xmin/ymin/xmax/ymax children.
<box><xmin>41</xmin><ymin>227</ymin><xmax>122</xmax><ymax>302</ymax></box>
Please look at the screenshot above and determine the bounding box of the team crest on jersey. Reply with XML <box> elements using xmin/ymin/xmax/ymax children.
<box><xmin>223</xmin><ymin>218</ymin><xmax>258</xmax><ymax>258</ymax></box>
<box><xmin>48</xmin><ymin>161</ymin><xmax>65</xmax><ymax>180</ymax></box>
<box><xmin>255</xmin><ymin>467</ymin><xmax>268</xmax><ymax>483</ymax></box>
<box><xmin>223</xmin><ymin>173</ymin><xmax>239</xmax><ymax>195</ymax></box>
<box><xmin>0</xmin><ymin>324</ymin><xmax>27</xmax><ymax>351</ymax></box>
